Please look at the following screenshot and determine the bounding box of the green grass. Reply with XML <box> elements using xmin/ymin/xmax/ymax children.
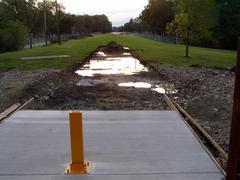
<box><xmin>0</xmin><ymin>34</ymin><xmax>236</xmax><ymax>71</ymax></box>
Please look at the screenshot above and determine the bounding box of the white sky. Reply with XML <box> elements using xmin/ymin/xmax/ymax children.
<box><xmin>56</xmin><ymin>0</ymin><xmax>148</xmax><ymax>26</ymax></box>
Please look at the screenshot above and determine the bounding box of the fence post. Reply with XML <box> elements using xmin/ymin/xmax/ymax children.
<box><xmin>65</xmin><ymin>111</ymin><xmax>91</xmax><ymax>174</ymax></box>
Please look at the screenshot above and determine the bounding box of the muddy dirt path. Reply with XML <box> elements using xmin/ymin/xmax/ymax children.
<box><xmin>27</xmin><ymin>44</ymin><xmax>174</xmax><ymax>110</ymax></box>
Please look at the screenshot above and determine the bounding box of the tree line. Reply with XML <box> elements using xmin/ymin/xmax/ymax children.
<box><xmin>119</xmin><ymin>0</ymin><xmax>240</xmax><ymax>55</ymax></box>
<box><xmin>0</xmin><ymin>0</ymin><xmax>112</xmax><ymax>52</ymax></box>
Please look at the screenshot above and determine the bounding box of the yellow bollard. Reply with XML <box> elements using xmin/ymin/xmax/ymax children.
<box><xmin>65</xmin><ymin>111</ymin><xmax>91</xmax><ymax>174</ymax></box>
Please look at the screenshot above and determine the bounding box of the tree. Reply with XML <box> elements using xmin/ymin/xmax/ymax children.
<box><xmin>120</xmin><ymin>18</ymin><xmax>143</xmax><ymax>32</ymax></box>
<box><xmin>167</xmin><ymin>0</ymin><xmax>217</xmax><ymax>57</ymax></box>
<box><xmin>0</xmin><ymin>0</ymin><xmax>26</xmax><ymax>22</ymax></box>
<box><xmin>140</xmin><ymin>0</ymin><xmax>175</xmax><ymax>34</ymax></box>
<box><xmin>23</xmin><ymin>0</ymin><xmax>38</xmax><ymax>48</ymax></box>
<box><xmin>0</xmin><ymin>20</ymin><xmax>27</xmax><ymax>51</ymax></box>
<box><xmin>0</xmin><ymin>0</ymin><xmax>112</xmax><ymax>52</ymax></box>
<box><xmin>72</xmin><ymin>15</ymin><xmax>112</xmax><ymax>34</ymax></box>
<box><xmin>36</xmin><ymin>0</ymin><xmax>56</xmax><ymax>34</ymax></box>
<box><xmin>0</xmin><ymin>0</ymin><xmax>38</xmax><ymax>48</ymax></box>
<box><xmin>59</xmin><ymin>14</ymin><xmax>74</xmax><ymax>34</ymax></box>
<box><xmin>214</xmin><ymin>0</ymin><xmax>240</xmax><ymax>50</ymax></box>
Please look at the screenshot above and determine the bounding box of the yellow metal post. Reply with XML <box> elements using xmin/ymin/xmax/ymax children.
<box><xmin>65</xmin><ymin>111</ymin><xmax>91</xmax><ymax>174</ymax></box>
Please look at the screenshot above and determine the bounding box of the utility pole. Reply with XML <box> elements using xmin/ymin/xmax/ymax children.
<box><xmin>55</xmin><ymin>0</ymin><xmax>61</xmax><ymax>45</ymax></box>
<box><xmin>24</xmin><ymin>0</ymin><xmax>32</xmax><ymax>48</ymax></box>
<box><xmin>43</xmin><ymin>0</ymin><xmax>47</xmax><ymax>45</ymax></box>
<box><xmin>226</xmin><ymin>38</ymin><xmax>240</xmax><ymax>180</ymax></box>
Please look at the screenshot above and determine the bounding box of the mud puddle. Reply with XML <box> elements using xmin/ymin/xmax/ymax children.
<box><xmin>75</xmin><ymin>51</ymin><xmax>148</xmax><ymax>77</ymax></box>
<box><xmin>75</xmin><ymin>47</ymin><xmax>176</xmax><ymax>96</ymax></box>
<box><xmin>27</xmin><ymin>44</ymin><xmax>176</xmax><ymax>110</ymax></box>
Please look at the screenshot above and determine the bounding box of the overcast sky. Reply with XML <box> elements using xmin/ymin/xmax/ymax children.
<box><xmin>57</xmin><ymin>0</ymin><xmax>148</xmax><ymax>27</ymax></box>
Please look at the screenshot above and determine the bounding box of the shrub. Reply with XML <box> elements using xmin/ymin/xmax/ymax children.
<box><xmin>0</xmin><ymin>20</ymin><xmax>28</xmax><ymax>52</ymax></box>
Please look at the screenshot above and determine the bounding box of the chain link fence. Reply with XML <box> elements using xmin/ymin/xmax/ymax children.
<box><xmin>24</xmin><ymin>37</ymin><xmax>48</xmax><ymax>49</ymax></box>
<box><xmin>133</xmin><ymin>32</ymin><xmax>179</xmax><ymax>44</ymax></box>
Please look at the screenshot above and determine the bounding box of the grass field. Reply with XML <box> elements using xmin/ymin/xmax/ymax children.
<box><xmin>0</xmin><ymin>34</ymin><xmax>236</xmax><ymax>71</ymax></box>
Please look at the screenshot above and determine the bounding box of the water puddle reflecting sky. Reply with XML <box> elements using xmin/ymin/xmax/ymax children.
<box><xmin>119</xmin><ymin>82</ymin><xmax>152</xmax><ymax>88</ymax></box>
<box><xmin>75</xmin><ymin>53</ymin><xmax>148</xmax><ymax>77</ymax></box>
<box><xmin>75</xmin><ymin>50</ymin><xmax>177</xmax><ymax>94</ymax></box>
<box><xmin>123</xmin><ymin>52</ymin><xmax>131</xmax><ymax>56</ymax></box>
<box><xmin>118</xmin><ymin>82</ymin><xmax>177</xmax><ymax>94</ymax></box>
<box><xmin>96</xmin><ymin>51</ymin><xmax>107</xmax><ymax>57</ymax></box>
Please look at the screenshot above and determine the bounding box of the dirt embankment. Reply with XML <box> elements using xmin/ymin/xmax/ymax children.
<box><xmin>0</xmin><ymin>69</ymin><xmax>61</xmax><ymax>112</ymax></box>
<box><xmin>0</xmin><ymin>44</ymin><xmax>234</xmax><ymax>152</ymax></box>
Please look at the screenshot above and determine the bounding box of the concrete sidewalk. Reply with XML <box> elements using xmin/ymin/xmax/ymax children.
<box><xmin>0</xmin><ymin>111</ymin><xmax>223</xmax><ymax>180</ymax></box>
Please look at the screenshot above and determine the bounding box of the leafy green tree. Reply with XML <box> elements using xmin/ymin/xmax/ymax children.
<box><xmin>140</xmin><ymin>0</ymin><xmax>175</xmax><ymax>34</ymax></box>
<box><xmin>0</xmin><ymin>0</ymin><xmax>25</xmax><ymax>22</ymax></box>
<box><xmin>0</xmin><ymin>20</ymin><xmax>27</xmax><ymax>51</ymax></box>
<box><xmin>121</xmin><ymin>18</ymin><xmax>142</xmax><ymax>32</ymax></box>
<box><xmin>0</xmin><ymin>0</ymin><xmax>112</xmax><ymax>51</ymax></box>
<box><xmin>23</xmin><ymin>0</ymin><xmax>38</xmax><ymax>48</ymax></box>
<box><xmin>167</xmin><ymin>0</ymin><xmax>217</xmax><ymax>57</ymax></box>
<box><xmin>214</xmin><ymin>0</ymin><xmax>240</xmax><ymax>50</ymax></box>
<box><xmin>59</xmin><ymin>14</ymin><xmax>74</xmax><ymax>34</ymax></box>
<box><xmin>0</xmin><ymin>0</ymin><xmax>38</xmax><ymax>48</ymax></box>
<box><xmin>72</xmin><ymin>15</ymin><xmax>112</xmax><ymax>34</ymax></box>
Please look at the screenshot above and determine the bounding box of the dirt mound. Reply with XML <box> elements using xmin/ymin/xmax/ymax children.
<box><xmin>0</xmin><ymin>69</ymin><xmax>60</xmax><ymax>112</ymax></box>
<box><xmin>101</xmin><ymin>42</ymin><xmax>124</xmax><ymax>54</ymax></box>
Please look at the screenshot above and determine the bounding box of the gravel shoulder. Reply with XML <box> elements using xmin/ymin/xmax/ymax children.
<box><xmin>150</xmin><ymin>63</ymin><xmax>234</xmax><ymax>151</ymax></box>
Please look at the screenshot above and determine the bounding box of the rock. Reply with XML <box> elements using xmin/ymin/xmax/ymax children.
<box><xmin>213</xmin><ymin>108</ymin><xmax>218</xmax><ymax>112</ymax></box>
<box><xmin>43</xmin><ymin>96</ymin><xmax>49</xmax><ymax>101</ymax></box>
<box><xmin>34</xmin><ymin>95</ymin><xmax>39</xmax><ymax>99</ymax></box>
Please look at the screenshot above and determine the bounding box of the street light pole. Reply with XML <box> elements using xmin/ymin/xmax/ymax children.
<box><xmin>43</xmin><ymin>0</ymin><xmax>47</xmax><ymax>45</ymax></box>
<box><xmin>55</xmin><ymin>0</ymin><xmax>61</xmax><ymax>45</ymax></box>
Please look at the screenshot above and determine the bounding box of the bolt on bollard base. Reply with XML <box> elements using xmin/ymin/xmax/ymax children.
<box><xmin>65</xmin><ymin>161</ymin><xmax>91</xmax><ymax>174</ymax></box>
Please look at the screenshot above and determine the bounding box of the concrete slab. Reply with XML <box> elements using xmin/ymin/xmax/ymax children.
<box><xmin>21</xmin><ymin>55</ymin><xmax>71</xmax><ymax>60</ymax></box>
<box><xmin>0</xmin><ymin>111</ymin><xmax>224</xmax><ymax>180</ymax></box>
